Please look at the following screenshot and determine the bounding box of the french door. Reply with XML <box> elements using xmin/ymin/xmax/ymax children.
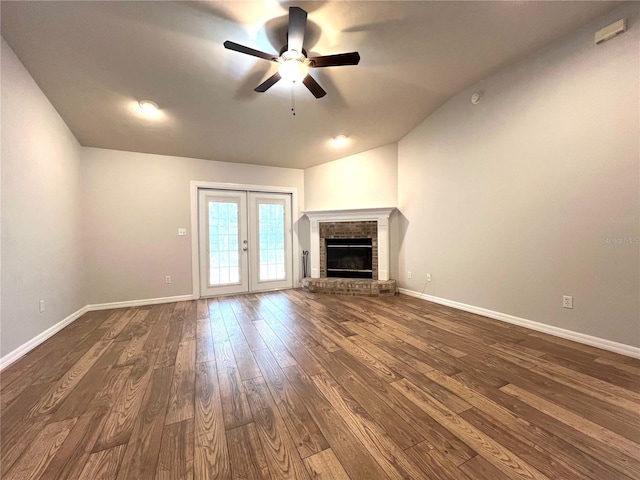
<box><xmin>198</xmin><ymin>189</ymin><xmax>293</xmax><ymax>297</ymax></box>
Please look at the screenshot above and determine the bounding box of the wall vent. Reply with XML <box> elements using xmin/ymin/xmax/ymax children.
<box><xmin>595</xmin><ymin>19</ymin><xmax>627</xmax><ymax>45</ymax></box>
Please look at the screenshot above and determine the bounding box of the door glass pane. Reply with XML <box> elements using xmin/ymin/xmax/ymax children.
<box><xmin>258</xmin><ymin>203</ymin><xmax>285</xmax><ymax>281</ymax></box>
<box><xmin>208</xmin><ymin>201</ymin><xmax>240</xmax><ymax>286</ymax></box>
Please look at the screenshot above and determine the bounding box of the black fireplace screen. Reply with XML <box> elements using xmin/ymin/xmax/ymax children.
<box><xmin>326</xmin><ymin>238</ymin><xmax>373</xmax><ymax>279</ymax></box>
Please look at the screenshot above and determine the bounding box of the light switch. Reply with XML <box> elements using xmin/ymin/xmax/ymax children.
<box><xmin>178</xmin><ymin>228</ymin><xmax>187</xmax><ymax>236</ymax></box>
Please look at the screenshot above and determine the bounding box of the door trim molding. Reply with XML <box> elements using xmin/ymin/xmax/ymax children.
<box><xmin>190</xmin><ymin>181</ymin><xmax>300</xmax><ymax>299</ymax></box>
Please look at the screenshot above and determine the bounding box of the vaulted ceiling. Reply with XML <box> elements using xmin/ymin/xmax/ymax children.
<box><xmin>1</xmin><ymin>1</ymin><xmax>618</xmax><ymax>168</ymax></box>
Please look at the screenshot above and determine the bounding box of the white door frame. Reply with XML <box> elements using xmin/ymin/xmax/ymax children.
<box><xmin>190</xmin><ymin>181</ymin><xmax>300</xmax><ymax>300</ymax></box>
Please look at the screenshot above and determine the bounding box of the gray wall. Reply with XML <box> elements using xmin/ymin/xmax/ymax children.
<box><xmin>1</xmin><ymin>39</ymin><xmax>85</xmax><ymax>356</ymax></box>
<box><xmin>82</xmin><ymin>147</ymin><xmax>305</xmax><ymax>304</ymax></box>
<box><xmin>397</xmin><ymin>4</ymin><xmax>640</xmax><ymax>346</ymax></box>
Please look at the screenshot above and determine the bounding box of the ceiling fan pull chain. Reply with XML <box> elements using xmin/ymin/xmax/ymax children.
<box><xmin>291</xmin><ymin>84</ymin><xmax>296</xmax><ymax>116</ymax></box>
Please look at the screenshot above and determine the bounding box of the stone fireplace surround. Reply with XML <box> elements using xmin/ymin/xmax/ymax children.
<box><xmin>302</xmin><ymin>208</ymin><xmax>396</xmax><ymax>296</ymax></box>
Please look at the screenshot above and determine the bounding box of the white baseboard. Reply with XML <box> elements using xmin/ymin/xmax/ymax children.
<box><xmin>0</xmin><ymin>305</ymin><xmax>89</xmax><ymax>370</ymax></box>
<box><xmin>86</xmin><ymin>294</ymin><xmax>195</xmax><ymax>311</ymax></box>
<box><xmin>4</xmin><ymin>289</ymin><xmax>637</xmax><ymax>371</ymax></box>
<box><xmin>0</xmin><ymin>294</ymin><xmax>195</xmax><ymax>371</ymax></box>
<box><xmin>398</xmin><ymin>288</ymin><xmax>640</xmax><ymax>360</ymax></box>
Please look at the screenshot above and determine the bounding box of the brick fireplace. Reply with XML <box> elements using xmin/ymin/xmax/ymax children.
<box><xmin>320</xmin><ymin>221</ymin><xmax>377</xmax><ymax>279</ymax></box>
<box><xmin>302</xmin><ymin>208</ymin><xmax>396</xmax><ymax>296</ymax></box>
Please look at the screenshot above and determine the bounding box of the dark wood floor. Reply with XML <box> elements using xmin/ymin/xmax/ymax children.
<box><xmin>1</xmin><ymin>290</ymin><xmax>639</xmax><ymax>479</ymax></box>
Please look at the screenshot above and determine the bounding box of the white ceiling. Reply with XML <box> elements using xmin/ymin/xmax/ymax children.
<box><xmin>1</xmin><ymin>1</ymin><xmax>618</xmax><ymax>168</ymax></box>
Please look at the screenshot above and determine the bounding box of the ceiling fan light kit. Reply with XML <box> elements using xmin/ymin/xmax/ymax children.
<box><xmin>223</xmin><ymin>6</ymin><xmax>360</xmax><ymax>101</ymax></box>
<box><xmin>278</xmin><ymin>51</ymin><xmax>310</xmax><ymax>84</ymax></box>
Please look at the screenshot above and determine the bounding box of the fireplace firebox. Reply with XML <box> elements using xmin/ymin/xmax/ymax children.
<box><xmin>325</xmin><ymin>238</ymin><xmax>373</xmax><ymax>279</ymax></box>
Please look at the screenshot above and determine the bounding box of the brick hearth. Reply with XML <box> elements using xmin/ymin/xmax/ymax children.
<box><xmin>301</xmin><ymin>278</ymin><xmax>397</xmax><ymax>297</ymax></box>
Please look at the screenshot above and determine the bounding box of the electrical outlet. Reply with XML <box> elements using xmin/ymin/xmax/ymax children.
<box><xmin>178</xmin><ymin>228</ymin><xmax>187</xmax><ymax>236</ymax></box>
<box><xmin>426</xmin><ymin>273</ymin><xmax>432</xmax><ymax>282</ymax></box>
<box><xmin>39</xmin><ymin>300</ymin><xmax>45</xmax><ymax>313</ymax></box>
<box><xmin>407</xmin><ymin>271</ymin><xmax>412</xmax><ymax>279</ymax></box>
<box><xmin>165</xmin><ymin>275</ymin><xmax>172</xmax><ymax>284</ymax></box>
<box><xmin>563</xmin><ymin>295</ymin><xmax>573</xmax><ymax>309</ymax></box>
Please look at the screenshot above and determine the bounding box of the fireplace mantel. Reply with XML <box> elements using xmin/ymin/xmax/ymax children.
<box><xmin>303</xmin><ymin>207</ymin><xmax>395</xmax><ymax>281</ymax></box>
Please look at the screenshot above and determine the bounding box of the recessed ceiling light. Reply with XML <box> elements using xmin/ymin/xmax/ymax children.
<box><xmin>332</xmin><ymin>134</ymin><xmax>349</xmax><ymax>147</ymax></box>
<box><xmin>138</xmin><ymin>100</ymin><xmax>159</xmax><ymax>113</ymax></box>
<box><xmin>130</xmin><ymin>99</ymin><xmax>166</xmax><ymax>122</ymax></box>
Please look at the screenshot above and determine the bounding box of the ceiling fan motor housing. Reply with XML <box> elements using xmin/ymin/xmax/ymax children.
<box><xmin>280</xmin><ymin>46</ymin><xmax>308</xmax><ymax>58</ymax></box>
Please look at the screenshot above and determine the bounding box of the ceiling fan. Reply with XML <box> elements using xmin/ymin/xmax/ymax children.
<box><xmin>223</xmin><ymin>6</ymin><xmax>360</xmax><ymax>98</ymax></box>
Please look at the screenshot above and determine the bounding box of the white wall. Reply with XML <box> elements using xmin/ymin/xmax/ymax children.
<box><xmin>1</xmin><ymin>39</ymin><xmax>84</xmax><ymax>356</ymax></box>
<box><xmin>304</xmin><ymin>144</ymin><xmax>397</xmax><ymax>211</ymax></box>
<box><xmin>82</xmin><ymin>148</ymin><xmax>305</xmax><ymax>304</ymax></box>
<box><xmin>398</xmin><ymin>4</ymin><xmax>640</xmax><ymax>347</ymax></box>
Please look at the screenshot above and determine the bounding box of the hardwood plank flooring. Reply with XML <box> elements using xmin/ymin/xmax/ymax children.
<box><xmin>1</xmin><ymin>291</ymin><xmax>639</xmax><ymax>479</ymax></box>
<box><xmin>304</xmin><ymin>448</ymin><xmax>350</xmax><ymax>480</ymax></box>
<box><xmin>194</xmin><ymin>360</ymin><xmax>231</xmax><ymax>480</ymax></box>
<box><xmin>78</xmin><ymin>444</ymin><xmax>127</xmax><ymax>480</ymax></box>
<box><xmin>244</xmin><ymin>377</ymin><xmax>311</xmax><ymax>479</ymax></box>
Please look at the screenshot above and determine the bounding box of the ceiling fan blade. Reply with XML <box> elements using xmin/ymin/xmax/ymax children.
<box><xmin>309</xmin><ymin>52</ymin><xmax>360</xmax><ymax>68</ymax></box>
<box><xmin>255</xmin><ymin>72</ymin><xmax>282</xmax><ymax>92</ymax></box>
<box><xmin>223</xmin><ymin>41</ymin><xmax>278</xmax><ymax>62</ymax></box>
<box><xmin>287</xmin><ymin>7</ymin><xmax>307</xmax><ymax>53</ymax></box>
<box><xmin>302</xmin><ymin>75</ymin><xmax>326</xmax><ymax>98</ymax></box>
